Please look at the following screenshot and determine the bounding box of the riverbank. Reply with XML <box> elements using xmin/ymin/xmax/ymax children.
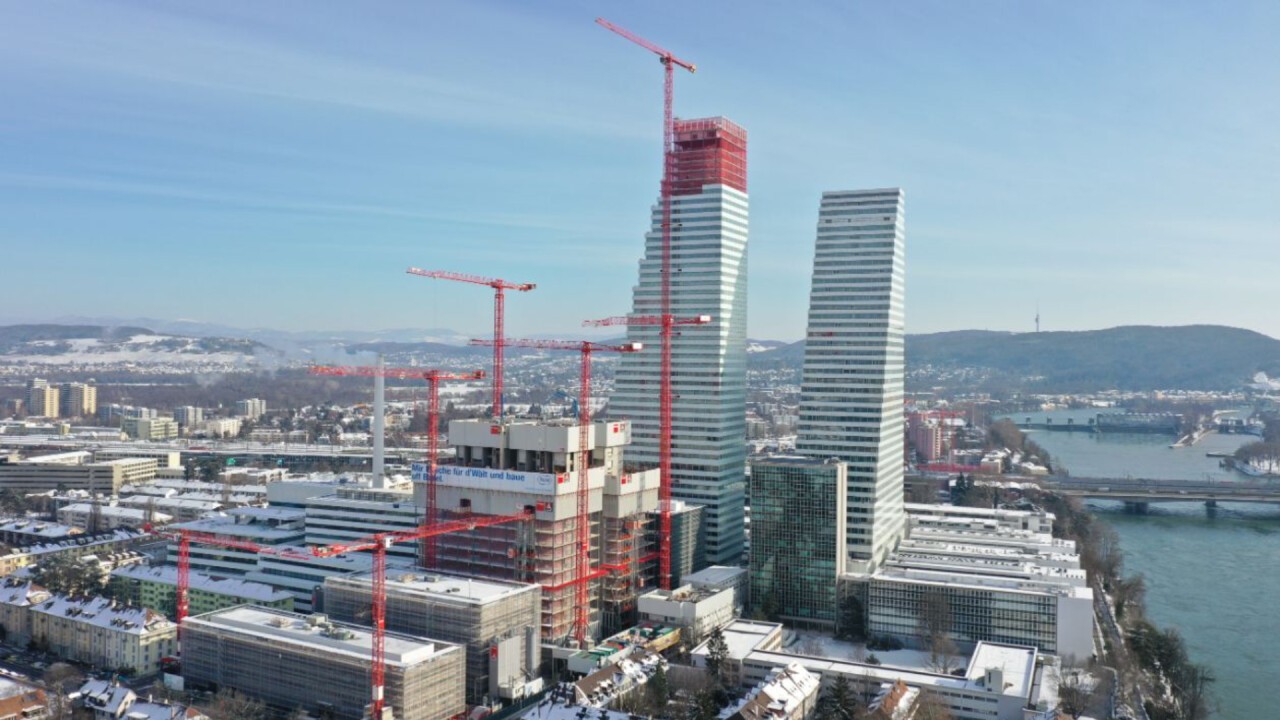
<box><xmin>1034</xmin><ymin>491</ymin><xmax>1215</xmax><ymax>720</ymax></box>
<box><xmin>998</xmin><ymin>410</ymin><xmax>1274</xmax><ymax>719</ymax></box>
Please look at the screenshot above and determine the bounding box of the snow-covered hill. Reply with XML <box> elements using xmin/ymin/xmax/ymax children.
<box><xmin>0</xmin><ymin>325</ymin><xmax>271</xmax><ymax>370</ymax></box>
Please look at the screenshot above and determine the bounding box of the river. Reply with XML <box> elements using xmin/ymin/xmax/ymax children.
<box><xmin>1010</xmin><ymin>409</ymin><xmax>1279</xmax><ymax>719</ymax></box>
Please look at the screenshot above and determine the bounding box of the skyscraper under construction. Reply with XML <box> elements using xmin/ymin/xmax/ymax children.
<box><xmin>611</xmin><ymin>117</ymin><xmax>749</xmax><ymax>569</ymax></box>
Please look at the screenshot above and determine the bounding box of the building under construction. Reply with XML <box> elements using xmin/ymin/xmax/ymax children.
<box><xmin>414</xmin><ymin>419</ymin><xmax>660</xmax><ymax>645</ymax></box>
<box><xmin>324</xmin><ymin>571</ymin><xmax>542</xmax><ymax>704</ymax></box>
<box><xmin>182</xmin><ymin>605</ymin><xmax>464</xmax><ymax>720</ymax></box>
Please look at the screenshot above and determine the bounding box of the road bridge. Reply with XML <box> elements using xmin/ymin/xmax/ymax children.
<box><xmin>1039</xmin><ymin>476</ymin><xmax>1280</xmax><ymax>512</ymax></box>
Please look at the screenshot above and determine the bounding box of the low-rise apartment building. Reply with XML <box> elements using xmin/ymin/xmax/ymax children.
<box><xmin>29</xmin><ymin>595</ymin><xmax>178</xmax><ymax>674</ymax></box>
<box><xmin>110</xmin><ymin>564</ymin><xmax>293</xmax><ymax>619</ymax></box>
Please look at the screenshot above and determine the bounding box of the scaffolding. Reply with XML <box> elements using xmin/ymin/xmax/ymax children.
<box><xmin>324</xmin><ymin>572</ymin><xmax>541</xmax><ymax>705</ymax></box>
<box><xmin>182</xmin><ymin>607</ymin><xmax>465</xmax><ymax>720</ymax></box>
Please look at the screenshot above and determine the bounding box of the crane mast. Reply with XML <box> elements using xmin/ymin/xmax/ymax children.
<box><xmin>405</xmin><ymin>268</ymin><xmax>535</xmax><ymax>418</ymax></box>
<box><xmin>596</xmin><ymin>18</ymin><xmax>698</xmax><ymax>591</ymax></box>
<box><xmin>471</xmin><ymin>337</ymin><xmax>642</xmax><ymax>645</ymax></box>
<box><xmin>308</xmin><ymin>364</ymin><xmax>485</xmax><ymax>567</ymax></box>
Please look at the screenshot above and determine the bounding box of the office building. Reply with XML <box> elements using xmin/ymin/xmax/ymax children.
<box><xmin>121</xmin><ymin>416</ymin><xmax>179</xmax><ymax>441</ymax></box>
<box><xmin>665</xmin><ymin>500</ymin><xmax>704</xmax><ymax>587</ymax></box>
<box><xmin>304</xmin><ymin>486</ymin><xmax>422</xmax><ymax>564</ymax></box>
<box><xmin>173</xmin><ymin>406</ymin><xmax>204</xmax><ymax>427</ymax></box>
<box><xmin>863</xmin><ymin>505</ymin><xmax>1094</xmax><ymax>659</ymax></box>
<box><xmin>2</xmin><ymin>399</ymin><xmax>22</xmax><ymax>418</ymax></box>
<box><xmin>93</xmin><ymin>447</ymin><xmax>182</xmax><ymax>468</ymax></box>
<box><xmin>166</xmin><ymin>507</ymin><xmax>307</xmax><ymax>578</ymax></box>
<box><xmin>200</xmin><ymin>417</ymin><xmax>242</xmax><ymax>438</ymax></box>
<box><xmin>98</xmin><ymin>404</ymin><xmax>157</xmax><ymax>422</ymax></box>
<box><xmin>325</xmin><ymin>571</ymin><xmax>542</xmax><ymax>704</ymax></box>
<box><xmin>0</xmin><ymin>451</ymin><xmax>156</xmax><ymax>494</ymax></box>
<box><xmin>25</xmin><ymin>379</ymin><xmax>59</xmax><ymax>418</ymax></box>
<box><xmin>611</xmin><ymin>117</ymin><xmax>749</xmax><ymax>567</ymax></box>
<box><xmin>740</xmin><ymin>641</ymin><xmax>1056</xmax><ymax>720</ymax></box>
<box><xmin>182</xmin><ymin>606</ymin><xmax>465</xmax><ymax>720</ymax></box>
<box><xmin>636</xmin><ymin>583</ymin><xmax>736</xmax><ymax>644</ymax></box>
<box><xmin>795</xmin><ymin>188</ymin><xmax>907</xmax><ymax>571</ymax></box>
<box><xmin>235</xmin><ymin>398</ymin><xmax>267</xmax><ymax>420</ymax></box>
<box><xmin>58</xmin><ymin>382</ymin><xmax>97</xmax><ymax>418</ymax></box>
<box><xmin>748</xmin><ymin>457</ymin><xmax>846</xmax><ymax>630</ymax></box>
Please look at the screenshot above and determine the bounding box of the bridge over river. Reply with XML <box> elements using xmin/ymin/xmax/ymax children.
<box><xmin>1039</xmin><ymin>476</ymin><xmax>1280</xmax><ymax>512</ymax></box>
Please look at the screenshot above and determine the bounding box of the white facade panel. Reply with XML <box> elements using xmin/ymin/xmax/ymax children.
<box><xmin>611</xmin><ymin>185</ymin><xmax>749</xmax><ymax>565</ymax></box>
<box><xmin>796</xmin><ymin>188</ymin><xmax>907</xmax><ymax>569</ymax></box>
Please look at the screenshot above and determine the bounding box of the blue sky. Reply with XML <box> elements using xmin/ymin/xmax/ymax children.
<box><xmin>2</xmin><ymin>0</ymin><xmax>1277</xmax><ymax>340</ymax></box>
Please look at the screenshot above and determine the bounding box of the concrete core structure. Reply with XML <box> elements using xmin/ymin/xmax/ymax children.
<box><xmin>416</xmin><ymin>419</ymin><xmax>660</xmax><ymax>645</ymax></box>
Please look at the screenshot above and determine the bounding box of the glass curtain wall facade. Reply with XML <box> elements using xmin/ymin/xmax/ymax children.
<box><xmin>867</xmin><ymin>577</ymin><xmax>1061</xmax><ymax>654</ymax></box>
<box><xmin>612</xmin><ymin>117</ymin><xmax>749</xmax><ymax>566</ymax></box>
<box><xmin>748</xmin><ymin>458</ymin><xmax>846</xmax><ymax>630</ymax></box>
<box><xmin>796</xmin><ymin>188</ymin><xmax>907</xmax><ymax>571</ymax></box>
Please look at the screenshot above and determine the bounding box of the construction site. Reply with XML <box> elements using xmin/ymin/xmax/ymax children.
<box><xmin>147</xmin><ymin>16</ymin><xmax>738</xmax><ymax>720</ymax></box>
<box><xmin>420</xmin><ymin>418</ymin><xmax>661</xmax><ymax>643</ymax></box>
<box><xmin>323</xmin><ymin>571</ymin><xmax>542</xmax><ymax>704</ymax></box>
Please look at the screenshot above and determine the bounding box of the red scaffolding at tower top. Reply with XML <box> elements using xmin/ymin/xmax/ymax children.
<box><xmin>670</xmin><ymin>117</ymin><xmax>748</xmax><ymax>196</ymax></box>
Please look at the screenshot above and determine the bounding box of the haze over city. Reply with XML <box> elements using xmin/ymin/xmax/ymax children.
<box><xmin>3</xmin><ymin>0</ymin><xmax>1278</xmax><ymax>339</ymax></box>
<box><xmin>1</xmin><ymin>3</ymin><xmax>1279</xmax><ymax>720</ymax></box>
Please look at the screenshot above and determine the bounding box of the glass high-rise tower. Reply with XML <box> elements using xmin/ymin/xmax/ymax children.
<box><xmin>611</xmin><ymin>116</ymin><xmax>749</xmax><ymax>567</ymax></box>
<box><xmin>796</xmin><ymin>188</ymin><xmax>906</xmax><ymax>572</ymax></box>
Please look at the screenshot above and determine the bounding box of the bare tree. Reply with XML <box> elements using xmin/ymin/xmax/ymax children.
<box><xmin>913</xmin><ymin>689</ymin><xmax>953</xmax><ymax>720</ymax></box>
<box><xmin>1113</xmin><ymin>574</ymin><xmax>1146</xmax><ymax>623</ymax></box>
<box><xmin>203</xmin><ymin>688</ymin><xmax>268</xmax><ymax>720</ymax></box>
<box><xmin>1056</xmin><ymin>658</ymin><xmax>1103</xmax><ymax>720</ymax></box>
<box><xmin>1172</xmin><ymin>663</ymin><xmax>1215</xmax><ymax>720</ymax></box>
<box><xmin>41</xmin><ymin>663</ymin><xmax>84</xmax><ymax>720</ymax></box>
<box><xmin>918</xmin><ymin>590</ymin><xmax>961</xmax><ymax>674</ymax></box>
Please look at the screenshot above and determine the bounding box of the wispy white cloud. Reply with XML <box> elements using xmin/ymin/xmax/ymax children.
<box><xmin>0</xmin><ymin>0</ymin><xmax>649</xmax><ymax>141</ymax></box>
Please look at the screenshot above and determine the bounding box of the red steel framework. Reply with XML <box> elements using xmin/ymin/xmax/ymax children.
<box><xmin>584</xmin><ymin>313</ymin><xmax>710</xmax><ymax>588</ymax></box>
<box><xmin>405</xmin><ymin>268</ymin><xmax>535</xmax><ymax>418</ymax></box>
<box><xmin>308</xmin><ymin>364</ymin><xmax>486</xmax><ymax>568</ymax></box>
<box><xmin>471</xmin><ymin>337</ymin><xmax>642</xmax><ymax>645</ymax></box>
<box><xmin>597</xmin><ymin>18</ymin><xmax>697</xmax><ymax>592</ymax></box>
<box><xmin>169</xmin><ymin>509</ymin><xmax>539</xmax><ymax>720</ymax></box>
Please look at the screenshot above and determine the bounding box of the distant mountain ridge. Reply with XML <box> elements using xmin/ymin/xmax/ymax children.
<box><xmin>6</xmin><ymin>320</ymin><xmax>1276</xmax><ymax>391</ymax></box>
<box><xmin>749</xmin><ymin>325</ymin><xmax>1280</xmax><ymax>391</ymax></box>
<box><xmin>0</xmin><ymin>324</ymin><xmax>267</xmax><ymax>366</ymax></box>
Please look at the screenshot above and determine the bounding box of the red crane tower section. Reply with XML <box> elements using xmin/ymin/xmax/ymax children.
<box><xmin>405</xmin><ymin>268</ymin><xmax>535</xmax><ymax>418</ymax></box>
<box><xmin>308</xmin><ymin>364</ymin><xmax>486</xmax><ymax>568</ymax></box>
<box><xmin>585</xmin><ymin>313</ymin><xmax>710</xmax><ymax>589</ymax></box>
<box><xmin>471</xmin><ymin>337</ymin><xmax>642</xmax><ymax>646</ymax></box>
<box><xmin>596</xmin><ymin>19</ymin><xmax>699</xmax><ymax>592</ymax></box>
<box><xmin>169</xmin><ymin>509</ymin><xmax>539</xmax><ymax>720</ymax></box>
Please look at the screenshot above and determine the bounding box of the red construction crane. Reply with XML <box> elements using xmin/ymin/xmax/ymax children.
<box><xmin>170</xmin><ymin>508</ymin><xmax>539</xmax><ymax>720</ymax></box>
<box><xmin>308</xmin><ymin>364</ymin><xmax>486</xmax><ymax>567</ymax></box>
<box><xmin>471</xmin><ymin>337</ymin><xmax>642</xmax><ymax>646</ymax></box>
<box><xmin>584</xmin><ymin>313</ymin><xmax>711</xmax><ymax>589</ymax></box>
<box><xmin>405</xmin><ymin>268</ymin><xmax>536</xmax><ymax>418</ymax></box>
<box><xmin>596</xmin><ymin>19</ymin><xmax>698</xmax><ymax>592</ymax></box>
